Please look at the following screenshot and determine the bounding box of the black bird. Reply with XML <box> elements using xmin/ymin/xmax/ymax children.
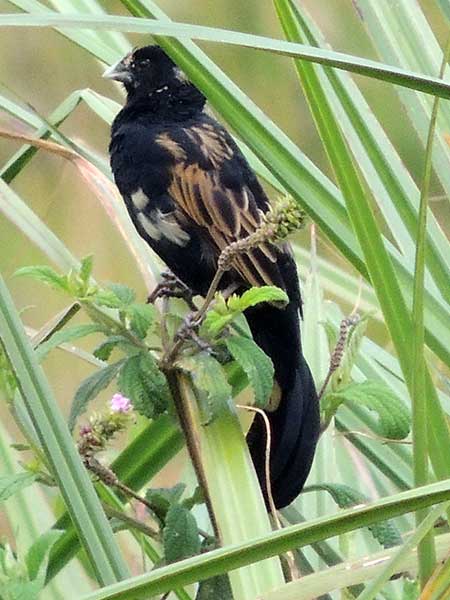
<box><xmin>104</xmin><ymin>45</ymin><xmax>320</xmax><ymax>508</ymax></box>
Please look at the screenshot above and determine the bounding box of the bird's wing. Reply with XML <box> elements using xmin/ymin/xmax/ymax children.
<box><xmin>158</xmin><ymin>124</ymin><xmax>285</xmax><ymax>290</ymax></box>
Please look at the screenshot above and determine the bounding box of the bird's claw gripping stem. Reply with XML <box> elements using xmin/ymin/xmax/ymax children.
<box><xmin>147</xmin><ymin>270</ymin><xmax>196</xmax><ymax>310</ymax></box>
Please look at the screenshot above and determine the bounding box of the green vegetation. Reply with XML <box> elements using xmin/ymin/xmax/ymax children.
<box><xmin>1</xmin><ymin>1</ymin><xmax>450</xmax><ymax>599</ymax></box>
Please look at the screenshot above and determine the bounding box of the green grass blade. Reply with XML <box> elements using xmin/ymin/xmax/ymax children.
<box><xmin>356</xmin><ymin>0</ymin><xmax>450</xmax><ymax>199</ymax></box>
<box><xmin>4</xmin><ymin>0</ymin><xmax>120</xmax><ymax>63</ymax></box>
<box><xmin>79</xmin><ymin>479</ymin><xmax>450</xmax><ymax>600</ymax></box>
<box><xmin>358</xmin><ymin>503</ymin><xmax>450</xmax><ymax>600</ymax></box>
<box><xmin>173</xmin><ymin>374</ymin><xmax>284</xmax><ymax>599</ymax></box>
<box><xmin>0</xmin><ymin>421</ymin><xmax>92</xmax><ymax>598</ymax></box>
<box><xmin>273</xmin><ymin>0</ymin><xmax>450</xmax><ymax>486</ymax></box>
<box><xmin>3</xmin><ymin>13</ymin><xmax>450</xmax><ymax>99</ymax></box>
<box><xmin>263</xmin><ymin>531</ymin><xmax>450</xmax><ymax>600</ymax></box>
<box><xmin>3</xmin><ymin>3</ymin><xmax>450</xmax><ymax>371</ymax></box>
<box><xmin>0</xmin><ymin>275</ymin><xmax>129</xmax><ymax>584</ymax></box>
<box><xmin>47</xmin><ymin>415</ymin><xmax>183</xmax><ymax>581</ymax></box>
<box><xmin>0</xmin><ymin>178</ymin><xmax>79</xmax><ymax>271</ymax></box>
<box><xmin>410</xmin><ymin>37</ymin><xmax>450</xmax><ymax>586</ymax></box>
<box><xmin>277</xmin><ymin>1</ymin><xmax>450</xmax><ymax>308</ymax></box>
<box><xmin>47</xmin><ymin>0</ymin><xmax>129</xmax><ymax>55</ymax></box>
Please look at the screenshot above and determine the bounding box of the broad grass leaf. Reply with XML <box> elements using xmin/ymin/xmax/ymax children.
<box><xmin>0</xmin><ymin>472</ymin><xmax>37</xmax><ymax>504</ymax></box>
<box><xmin>35</xmin><ymin>323</ymin><xmax>105</xmax><ymax>361</ymax></box>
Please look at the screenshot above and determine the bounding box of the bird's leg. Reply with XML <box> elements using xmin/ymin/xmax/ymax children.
<box><xmin>174</xmin><ymin>312</ymin><xmax>211</xmax><ymax>353</ymax></box>
<box><xmin>147</xmin><ymin>269</ymin><xmax>196</xmax><ymax>310</ymax></box>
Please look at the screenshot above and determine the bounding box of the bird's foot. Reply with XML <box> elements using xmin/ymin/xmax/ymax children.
<box><xmin>175</xmin><ymin>312</ymin><xmax>211</xmax><ymax>353</ymax></box>
<box><xmin>147</xmin><ymin>270</ymin><xmax>196</xmax><ymax>310</ymax></box>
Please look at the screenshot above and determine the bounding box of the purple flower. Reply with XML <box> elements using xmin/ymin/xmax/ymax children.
<box><xmin>110</xmin><ymin>393</ymin><xmax>133</xmax><ymax>413</ymax></box>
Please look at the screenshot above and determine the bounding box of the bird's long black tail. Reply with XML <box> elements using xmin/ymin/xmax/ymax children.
<box><xmin>245</xmin><ymin>298</ymin><xmax>320</xmax><ymax>509</ymax></box>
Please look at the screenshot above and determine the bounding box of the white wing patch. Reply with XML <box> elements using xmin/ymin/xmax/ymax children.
<box><xmin>156</xmin><ymin>210</ymin><xmax>190</xmax><ymax>246</ymax></box>
<box><xmin>138</xmin><ymin>212</ymin><xmax>160</xmax><ymax>240</ymax></box>
<box><xmin>137</xmin><ymin>210</ymin><xmax>190</xmax><ymax>247</ymax></box>
<box><xmin>131</xmin><ymin>189</ymin><xmax>149</xmax><ymax>210</ymax></box>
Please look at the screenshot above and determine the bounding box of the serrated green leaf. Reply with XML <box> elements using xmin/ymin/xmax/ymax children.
<box><xmin>163</xmin><ymin>503</ymin><xmax>201</xmax><ymax>564</ymax></box>
<box><xmin>225</xmin><ymin>335</ymin><xmax>274</xmax><ymax>408</ymax></box>
<box><xmin>25</xmin><ymin>530</ymin><xmax>62</xmax><ymax>584</ymax></box>
<box><xmin>204</xmin><ymin>287</ymin><xmax>289</xmax><ymax>337</ymax></box>
<box><xmin>307</xmin><ymin>483</ymin><xmax>402</xmax><ymax>548</ymax></box>
<box><xmin>178</xmin><ymin>353</ymin><xmax>232</xmax><ymax>423</ymax></box>
<box><xmin>79</xmin><ymin>255</ymin><xmax>94</xmax><ymax>285</ymax></box>
<box><xmin>196</xmin><ymin>573</ymin><xmax>233</xmax><ymax>600</ymax></box>
<box><xmin>93</xmin><ymin>290</ymin><xmax>125</xmax><ymax>309</ymax></box>
<box><xmin>145</xmin><ymin>483</ymin><xmax>186</xmax><ymax>522</ymax></box>
<box><xmin>127</xmin><ymin>303</ymin><xmax>157</xmax><ymax>339</ymax></box>
<box><xmin>0</xmin><ymin>472</ymin><xmax>37</xmax><ymax>504</ymax></box>
<box><xmin>14</xmin><ymin>265</ymin><xmax>70</xmax><ymax>293</ymax></box>
<box><xmin>93</xmin><ymin>335</ymin><xmax>125</xmax><ymax>362</ymax></box>
<box><xmin>233</xmin><ymin>286</ymin><xmax>289</xmax><ymax>311</ymax></box>
<box><xmin>118</xmin><ymin>353</ymin><xmax>169</xmax><ymax>419</ymax></box>
<box><xmin>35</xmin><ymin>323</ymin><xmax>105</xmax><ymax>361</ymax></box>
<box><xmin>109</xmin><ymin>283</ymin><xmax>136</xmax><ymax>306</ymax></box>
<box><xmin>203</xmin><ymin>312</ymin><xmax>235</xmax><ymax>337</ymax></box>
<box><xmin>182</xmin><ymin>486</ymin><xmax>205</xmax><ymax>511</ymax></box>
<box><xmin>69</xmin><ymin>360</ymin><xmax>125</xmax><ymax>431</ymax></box>
<box><xmin>323</xmin><ymin>380</ymin><xmax>411</xmax><ymax>439</ymax></box>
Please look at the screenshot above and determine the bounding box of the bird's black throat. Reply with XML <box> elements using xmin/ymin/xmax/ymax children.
<box><xmin>121</xmin><ymin>79</ymin><xmax>206</xmax><ymax>124</ymax></box>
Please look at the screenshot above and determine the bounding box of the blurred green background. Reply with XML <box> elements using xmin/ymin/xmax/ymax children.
<box><xmin>0</xmin><ymin>0</ymin><xmax>448</xmax><ymax>435</ymax></box>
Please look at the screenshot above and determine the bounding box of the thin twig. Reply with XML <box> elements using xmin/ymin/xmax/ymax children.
<box><xmin>102</xmin><ymin>502</ymin><xmax>160</xmax><ymax>540</ymax></box>
<box><xmin>237</xmin><ymin>404</ymin><xmax>299</xmax><ymax>581</ymax></box>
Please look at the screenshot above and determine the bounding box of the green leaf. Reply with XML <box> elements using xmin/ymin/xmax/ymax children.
<box><xmin>108</xmin><ymin>283</ymin><xmax>136</xmax><ymax>307</ymax></box>
<box><xmin>4</xmin><ymin>13</ymin><xmax>450</xmax><ymax>99</ymax></box>
<box><xmin>79</xmin><ymin>255</ymin><xmax>94</xmax><ymax>285</ymax></box>
<box><xmin>229</xmin><ymin>286</ymin><xmax>288</xmax><ymax>312</ymax></box>
<box><xmin>203</xmin><ymin>311</ymin><xmax>235</xmax><ymax>337</ymax></box>
<box><xmin>25</xmin><ymin>530</ymin><xmax>62</xmax><ymax>584</ymax></box>
<box><xmin>127</xmin><ymin>303</ymin><xmax>157</xmax><ymax>339</ymax></box>
<box><xmin>93</xmin><ymin>335</ymin><xmax>125</xmax><ymax>362</ymax></box>
<box><xmin>0</xmin><ymin>472</ymin><xmax>37</xmax><ymax>504</ymax></box>
<box><xmin>196</xmin><ymin>573</ymin><xmax>233</xmax><ymax>600</ymax></box>
<box><xmin>14</xmin><ymin>265</ymin><xmax>70</xmax><ymax>293</ymax></box>
<box><xmin>76</xmin><ymin>478</ymin><xmax>450</xmax><ymax>599</ymax></box>
<box><xmin>118</xmin><ymin>353</ymin><xmax>169</xmax><ymax>419</ymax></box>
<box><xmin>0</xmin><ymin>274</ymin><xmax>129</xmax><ymax>585</ymax></box>
<box><xmin>145</xmin><ymin>483</ymin><xmax>186</xmax><ymax>522</ymax></box>
<box><xmin>163</xmin><ymin>503</ymin><xmax>201</xmax><ymax>564</ymax></box>
<box><xmin>93</xmin><ymin>290</ymin><xmax>125</xmax><ymax>309</ymax></box>
<box><xmin>225</xmin><ymin>335</ymin><xmax>274</xmax><ymax>408</ymax></box>
<box><xmin>178</xmin><ymin>353</ymin><xmax>232</xmax><ymax>423</ymax></box>
<box><xmin>35</xmin><ymin>323</ymin><xmax>105</xmax><ymax>361</ymax></box>
<box><xmin>323</xmin><ymin>380</ymin><xmax>411</xmax><ymax>439</ymax></box>
<box><xmin>69</xmin><ymin>360</ymin><xmax>125</xmax><ymax>431</ymax></box>
<box><xmin>305</xmin><ymin>483</ymin><xmax>402</xmax><ymax>549</ymax></box>
<box><xmin>205</xmin><ymin>286</ymin><xmax>288</xmax><ymax>336</ymax></box>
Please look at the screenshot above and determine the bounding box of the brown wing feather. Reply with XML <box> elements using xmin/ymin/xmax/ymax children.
<box><xmin>167</xmin><ymin>161</ymin><xmax>284</xmax><ymax>290</ymax></box>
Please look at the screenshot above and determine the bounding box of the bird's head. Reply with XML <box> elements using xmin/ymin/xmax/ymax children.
<box><xmin>103</xmin><ymin>45</ymin><xmax>197</xmax><ymax>101</ymax></box>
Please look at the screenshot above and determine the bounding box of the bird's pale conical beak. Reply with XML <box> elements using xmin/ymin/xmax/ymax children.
<box><xmin>102</xmin><ymin>59</ymin><xmax>132</xmax><ymax>83</ymax></box>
